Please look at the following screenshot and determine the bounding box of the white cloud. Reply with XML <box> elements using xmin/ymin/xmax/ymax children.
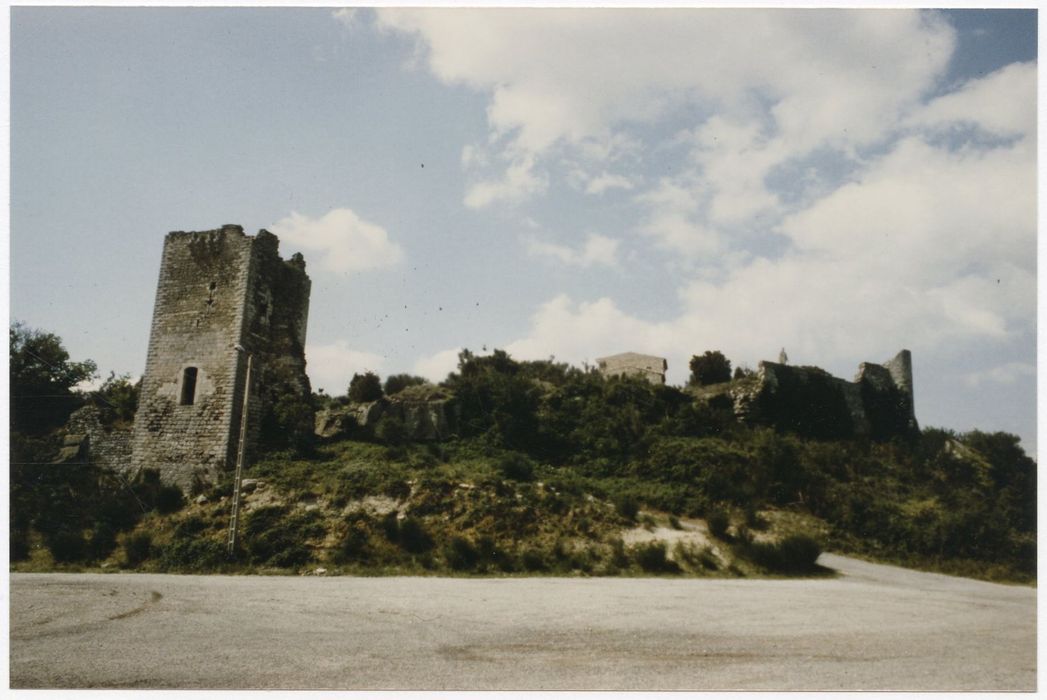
<box><xmin>306</xmin><ymin>340</ymin><xmax>386</xmax><ymax>395</ymax></box>
<box><xmin>270</xmin><ymin>208</ymin><xmax>403</xmax><ymax>273</ymax></box>
<box><xmin>636</xmin><ymin>179</ymin><xmax>722</xmax><ymax>256</ymax></box>
<box><xmin>495</xmin><ymin>124</ymin><xmax>1034</xmax><ymax>383</ymax></box>
<box><xmin>585</xmin><ymin>172</ymin><xmax>634</xmax><ymax>195</ymax></box>
<box><xmin>504</xmin><ymin>295</ymin><xmax>671</xmax><ymax>368</ymax></box>
<box><xmin>908</xmin><ymin>61</ymin><xmax>1036</xmax><ymax>138</ymax></box>
<box><xmin>525</xmin><ymin>233</ymin><xmax>620</xmax><ymax>268</ymax></box>
<box><xmin>412</xmin><ymin>347</ymin><xmax>462</xmax><ymax>383</ymax></box>
<box><xmin>963</xmin><ymin>362</ymin><xmax>1036</xmax><ymax>388</ymax></box>
<box><xmin>463</xmin><ymin>154</ymin><xmax>547</xmax><ymax>209</ymax></box>
<box><xmin>376</xmin><ymin>8</ymin><xmax>955</xmax><ymax>211</ymax></box>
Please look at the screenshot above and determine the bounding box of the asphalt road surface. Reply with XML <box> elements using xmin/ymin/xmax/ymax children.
<box><xmin>9</xmin><ymin>553</ymin><xmax>1035</xmax><ymax>690</ymax></box>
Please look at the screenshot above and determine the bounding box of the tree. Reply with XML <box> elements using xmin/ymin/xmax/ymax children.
<box><xmin>383</xmin><ymin>373</ymin><xmax>427</xmax><ymax>396</ymax></box>
<box><xmin>89</xmin><ymin>372</ymin><xmax>140</xmax><ymax>426</ymax></box>
<box><xmin>10</xmin><ymin>322</ymin><xmax>97</xmax><ymax>434</ymax></box>
<box><xmin>348</xmin><ymin>372</ymin><xmax>383</xmax><ymax>403</ymax></box>
<box><xmin>688</xmin><ymin>351</ymin><xmax>732</xmax><ymax>387</ymax></box>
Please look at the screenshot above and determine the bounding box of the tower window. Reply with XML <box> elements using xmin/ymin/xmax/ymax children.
<box><xmin>180</xmin><ymin>367</ymin><xmax>199</xmax><ymax>406</ymax></box>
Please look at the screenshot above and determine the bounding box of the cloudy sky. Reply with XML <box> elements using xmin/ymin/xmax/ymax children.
<box><xmin>10</xmin><ymin>8</ymin><xmax>1038</xmax><ymax>450</ymax></box>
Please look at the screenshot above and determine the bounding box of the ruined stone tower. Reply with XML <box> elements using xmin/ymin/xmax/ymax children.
<box><xmin>131</xmin><ymin>225</ymin><xmax>311</xmax><ymax>490</ymax></box>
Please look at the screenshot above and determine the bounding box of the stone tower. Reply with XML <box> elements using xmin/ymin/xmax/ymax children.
<box><xmin>131</xmin><ymin>225</ymin><xmax>311</xmax><ymax>490</ymax></box>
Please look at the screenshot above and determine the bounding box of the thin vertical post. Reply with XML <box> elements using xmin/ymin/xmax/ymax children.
<box><xmin>227</xmin><ymin>351</ymin><xmax>252</xmax><ymax>557</ymax></box>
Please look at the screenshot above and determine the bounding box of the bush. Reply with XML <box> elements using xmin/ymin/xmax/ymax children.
<box><xmin>706</xmin><ymin>508</ymin><xmax>730</xmax><ymax>539</ymax></box>
<box><xmin>614</xmin><ymin>494</ymin><xmax>640</xmax><ymax>521</ymax></box>
<box><xmin>374</xmin><ymin>415</ymin><xmax>407</xmax><ymax>446</ymax></box>
<box><xmin>348</xmin><ymin>372</ymin><xmax>384</xmax><ymax>403</ymax></box>
<box><xmin>159</xmin><ymin>537</ymin><xmax>226</xmax><ymax>571</ymax></box>
<box><xmin>498</xmin><ymin>452</ymin><xmax>536</xmax><ymax>482</ymax></box>
<box><xmin>745</xmin><ymin>534</ymin><xmax>822</xmax><ymax>573</ymax></box>
<box><xmin>123</xmin><ymin>532</ymin><xmax>153</xmax><ymax>567</ymax></box>
<box><xmin>243</xmin><ymin>505</ymin><xmax>324</xmax><ymax>568</ymax></box>
<box><xmin>632</xmin><ymin>541</ymin><xmax>679</xmax><ymax>573</ymax></box>
<box><xmin>155</xmin><ymin>485</ymin><xmax>185</xmax><ymax>514</ymax></box>
<box><xmin>89</xmin><ymin>522</ymin><xmax>118</xmax><ymax>560</ymax></box>
<box><xmin>444</xmin><ymin>536</ymin><xmax>479</xmax><ymax>571</ymax></box>
<box><xmin>398</xmin><ymin>516</ymin><xmax>433</xmax><ymax>554</ymax></box>
<box><xmin>46</xmin><ymin>529</ymin><xmax>87</xmax><ymax>563</ymax></box>
<box><xmin>336</xmin><ymin>514</ymin><xmax>373</xmax><ymax>563</ymax></box>
<box><xmin>520</xmin><ymin>546</ymin><xmax>548</xmax><ymax>572</ymax></box>
<box><xmin>384</xmin><ymin>374</ymin><xmax>427</xmax><ymax>395</ymax></box>
<box><xmin>689</xmin><ymin>350</ymin><xmax>732</xmax><ymax>387</ymax></box>
<box><xmin>673</xmin><ymin>541</ymin><xmax>719</xmax><ymax>571</ymax></box>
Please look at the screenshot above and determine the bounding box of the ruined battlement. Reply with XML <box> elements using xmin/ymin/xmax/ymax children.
<box><xmin>731</xmin><ymin>350</ymin><xmax>917</xmax><ymax>440</ymax></box>
<box><xmin>130</xmin><ymin>225</ymin><xmax>311</xmax><ymax>490</ymax></box>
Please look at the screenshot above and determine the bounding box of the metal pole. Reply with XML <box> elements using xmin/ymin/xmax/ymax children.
<box><xmin>227</xmin><ymin>350</ymin><xmax>252</xmax><ymax>557</ymax></box>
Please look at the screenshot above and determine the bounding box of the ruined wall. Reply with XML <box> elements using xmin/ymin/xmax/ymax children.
<box><xmin>63</xmin><ymin>405</ymin><xmax>133</xmax><ymax>472</ymax></box>
<box><xmin>131</xmin><ymin>225</ymin><xmax>310</xmax><ymax>490</ymax></box>
<box><xmin>731</xmin><ymin>350</ymin><xmax>917</xmax><ymax>440</ymax></box>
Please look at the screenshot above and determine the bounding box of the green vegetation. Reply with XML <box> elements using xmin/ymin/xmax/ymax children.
<box><xmin>689</xmin><ymin>350</ymin><xmax>732</xmax><ymax>387</ymax></box>
<box><xmin>9</xmin><ymin>336</ymin><xmax>1036</xmax><ymax>583</ymax></box>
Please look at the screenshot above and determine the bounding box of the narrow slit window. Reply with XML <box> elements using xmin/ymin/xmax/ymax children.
<box><xmin>180</xmin><ymin>367</ymin><xmax>199</xmax><ymax>406</ymax></box>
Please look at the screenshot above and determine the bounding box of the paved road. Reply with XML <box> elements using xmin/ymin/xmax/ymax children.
<box><xmin>9</xmin><ymin>553</ymin><xmax>1036</xmax><ymax>690</ymax></box>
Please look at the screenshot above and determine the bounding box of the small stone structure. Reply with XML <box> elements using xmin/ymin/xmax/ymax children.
<box><xmin>131</xmin><ymin>225</ymin><xmax>311</xmax><ymax>490</ymax></box>
<box><xmin>595</xmin><ymin>352</ymin><xmax>668</xmax><ymax>385</ymax></box>
<box><xmin>56</xmin><ymin>405</ymin><xmax>133</xmax><ymax>470</ymax></box>
<box><xmin>731</xmin><ymin>349</ymin><xmax>917</xmax><ymax>439</ymax></box>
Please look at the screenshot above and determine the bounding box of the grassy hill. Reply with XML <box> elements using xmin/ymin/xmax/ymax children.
<box><xmin>10</xmin><ymin>349</ymin><xmax>1036</xmax><ymax>583</ymax></box>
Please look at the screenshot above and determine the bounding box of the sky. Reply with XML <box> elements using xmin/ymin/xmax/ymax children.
<box><xmin>9</xmin><ymin>7</ymin><xmax>1039</xmax><ymax>452</ymax></box>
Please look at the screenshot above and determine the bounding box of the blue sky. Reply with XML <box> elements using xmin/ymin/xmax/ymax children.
<box><xmin>10</xmin><ymin>8</ymin><xmax>1038</xmax><ymax>451</ymax></box>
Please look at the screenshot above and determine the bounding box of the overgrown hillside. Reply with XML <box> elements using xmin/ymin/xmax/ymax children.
<box><xmin>10</xmin><ymin>338</ymin><xmax>1036</xmax><ymax>582</ymax></box>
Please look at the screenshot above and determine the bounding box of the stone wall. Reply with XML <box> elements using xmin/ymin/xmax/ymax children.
<box><xmin>315</xmin><ymin>386</ymin><xmax>460</xmax><ymax>442</ymax></box>
<box><xmin>730</xmin><ymin>350</ymin><xmax>917</xmax><ymax>440</ymax></box>
<box><xmin>131</xmin><ymin>225</ymin><xmax>310</xmax><ymax>490</ymax></box>
<box><xmin>595</xmin><ymin>352</ymin><xmax>667</xmax><ymax>385</ymax></box>
<box><xmin>63</xmin><ymin>405</ymin><xmax>133</xmax><ymax>472</ymax></box>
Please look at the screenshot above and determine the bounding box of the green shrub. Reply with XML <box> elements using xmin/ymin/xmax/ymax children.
<box><xmin>632</xmin><ymin>541</ymin><xmax>679</xmax><ymax>573</ymax></box>
<box><xmin>380</xmin><ymin>511</ymin><xmax>400</xmax><ymax>542</ymax></box>
<box><xmin>689</xmin><ymin>350</ymin><xmax>732</xmax><ymax>386</ymax></box>
<box><xmin>159</xmin><ymin>537</ymin><xmax>226</xmax><ymax>571</ymax></box>
<box><xmin>335</xmin><ymin>515</ymin><xmax>373</xmax><ymax>563</ymax></box>
<box><xmin>520</xmin><ymin>546</ymin><xmax>548</xmax><ymax>572</ymax></box>
<box><xmin>706</xmin><ymin>508</ymin><xmax>730</xmax><ymax>539</ymax></box>
<box><xmin>615</xmin><ymin>494</ymin><xmax>640</xmax><ymax>521</ymax></box>
<box><xmin>444</xmin><ymin>536</ymin><xmax>479</xmax><ymax>571</ymax></box>
<box><xmin>243</xmin><ymin>505</ymin><xmax>324</xmax><ymax>568</ymax></box>
<box><xmin>673</xmin><ymin>541</ymin><xmax>719</xmax><ymax>571</ymax></box>
<box><xmin>608</xmin><ymin>538</ymin><xmax>630</xmax><ymax>569</ymax></box>
<box><xmin>155</xmin><ymin>485</ymin><xmax>185</xmax><ymax>514</ymax></box>
<box><xmin>348</xmin><ymin>372</ymin><xmax>383</xmax><ymax>403</ymax></box>
<box><xmin>123</xmin><ymin>532</ymin><xmax>153</xmax><ymax>567</ymax></box>
<box><xmin>498</xmin><ymin>452</ymin><xmax>536</xmax><ymax>482</ymax></box>
<box><xmin>10</xmin><ymin>527</ymin><xmax>30</xmax><ymax>561</ymax></box>
<box><xmin>89</xmin><ymin>522</ymin><xmax>118</xmax><ymax>560</ymax></box>
<box><xmin>668</xmin><ymin>514</ymin><xmax>682</xmax><ymax>530</ymax></box>
<box><xmin>398</xmin><ymin>516</ymin><xmax>433</xmax><ymax>554</ymax></box>
<box><xmin>46</xmin><ymin>528</ymin><xmax>86</xmax><ymax>563</ymax></box>
<box><xmin>745</xmin><ymin>534</ymin><xmax>822</xmax><ymax>573</ymax></box>
<box><xmin>375</xmin><ymin>414</ymin><xmax>407</xmax><ymax>446</ymax></box>
<box><xmin>384</xmin><ymin>374</ymin><xmax>427</xmax><ymax>395</ymax></box>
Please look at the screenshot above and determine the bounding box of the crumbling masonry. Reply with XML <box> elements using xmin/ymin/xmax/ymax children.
<box><xmin>730</xmin><ymin>350</ymin><xmax>917</xmax><ymax>440</ymax></box>
<box><xmin>130</xmin><ymin>225</ymin><xmax>311</xmax><ymax>490</ymax></box>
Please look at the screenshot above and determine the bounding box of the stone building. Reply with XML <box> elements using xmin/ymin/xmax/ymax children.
<box><xmin>130</xmin><ymin>225</ymin><xmax>311</xmax><ymax>490</ymax></box>
<box><xmin>595</xmin><ymin>352</ymin><xmax>668</xmax><ymax>385</ymax></box>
